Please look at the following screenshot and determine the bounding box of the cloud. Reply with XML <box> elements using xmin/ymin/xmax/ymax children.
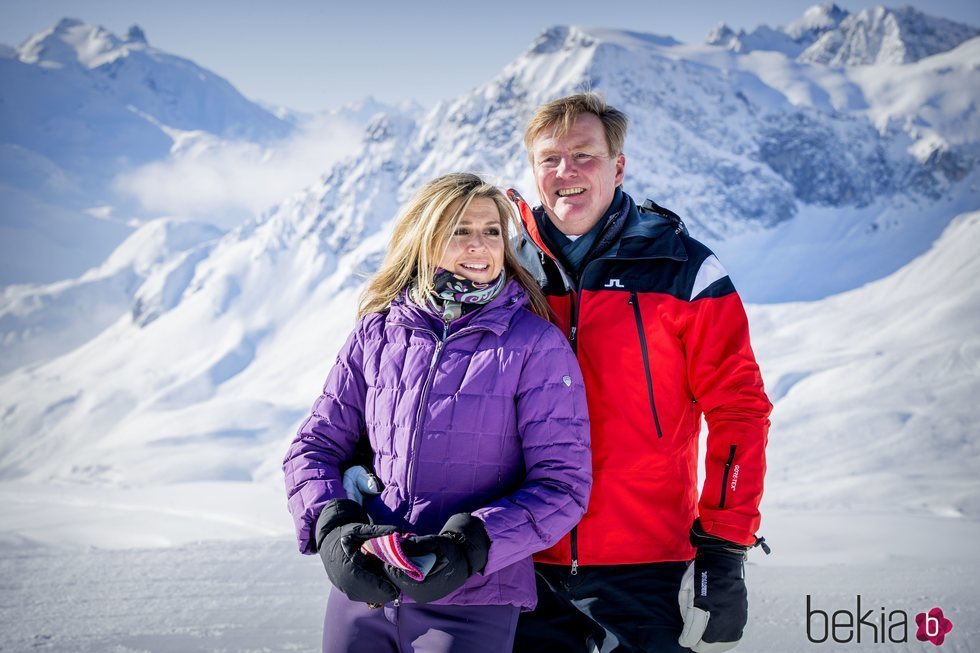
<box><xmin>114</xmin><ymin>113</ymin><xmax>364</xmax><ymax>229</ymax></box>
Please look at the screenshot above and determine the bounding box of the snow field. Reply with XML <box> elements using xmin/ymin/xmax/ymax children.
<box><xmin>1</xmin><ymin>526</ymin><xmax>978</xmax><ymax>652</ymax></box>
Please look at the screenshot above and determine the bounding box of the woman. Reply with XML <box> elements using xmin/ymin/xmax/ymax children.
<box><xmin>283</xmin><ymin>172</ymin><xmax>591</xmax><ymax>653</ymax></box>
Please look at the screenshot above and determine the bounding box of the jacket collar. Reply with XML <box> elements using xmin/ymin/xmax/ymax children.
<box><xmin>386</xmin><ymin>279</ymin><xmax>527</xmax><ymax>336</ymax></box>
<box><xmin>509</xmin><ymin>188</ymin><xmax>688</xmax><ymax>265</ymax></box>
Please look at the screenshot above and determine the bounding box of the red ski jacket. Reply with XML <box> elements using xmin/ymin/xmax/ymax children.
<box><xmin>510</xmin><ymin>189</ymin><xmax>772</xmax><ymax>567</ymax></box>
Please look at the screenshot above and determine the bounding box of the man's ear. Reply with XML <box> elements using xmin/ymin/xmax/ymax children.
<box><xmin>615</xmin><ymin>153</ymin><xmax>626</xmax><ymax>186</ymax></box>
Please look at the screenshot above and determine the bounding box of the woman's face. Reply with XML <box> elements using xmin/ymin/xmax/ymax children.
<box><xmin>437</xmin><ymin>197</ymin><xmax>505</xmax><ymax>284</ymax></box>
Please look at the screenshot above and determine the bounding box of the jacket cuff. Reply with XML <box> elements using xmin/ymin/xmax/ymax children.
<box><xmin>690</xmin><ymin>518</ymin><xmax>749</xmax><ymax>555</ymax></box>
<box><xmin>441</xmin><ymin>512</ymin><xmax>491</xmax><ymax>574</ymax></box>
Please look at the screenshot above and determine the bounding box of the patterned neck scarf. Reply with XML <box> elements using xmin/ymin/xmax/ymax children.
<box><xmin>424</xmin><ymin>268</ymin><xmax>506</xmax><ymax>322</ymax></box>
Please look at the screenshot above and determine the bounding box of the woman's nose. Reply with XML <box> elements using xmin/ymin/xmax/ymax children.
<box><xmin>467</xmin><ymin>234</ymin><xmax>487</xmax><ymax>250</ymax></box>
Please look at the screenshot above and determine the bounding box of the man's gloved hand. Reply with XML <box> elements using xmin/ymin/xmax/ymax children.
<box><xmin>315</xmin><ymin>498</ymin><xmax>399</xmax><ymax>604</ymax></box>
<box><xmin>342</xmin><ymin>464</ymin><xmax>382</xmax><ymax>505</ymax></box>
<box><xmin>385</xmin><ymin>513</ymin><xmax>491</xmax><ymax>604</ymax></box>
<box><xmin>678</xmin><ymin>520</ymin><xmax>751</xmax><ymax>653</ymax></box>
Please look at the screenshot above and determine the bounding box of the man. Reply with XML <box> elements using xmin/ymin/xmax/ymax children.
<box><xmin>508</xmin><ymin>93</ymin><xmax>772</xmax><ymax>653</ymax></box>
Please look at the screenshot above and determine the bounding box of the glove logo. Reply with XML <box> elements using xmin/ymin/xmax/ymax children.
<box><xmin>700</xmin><ymin>571</ymin><xmax>708</xmax><ymax>596</ymax></box>
<box><xmin>915</xmin><ymin>607</ymin><xmax>953</xmax><ymax>646</ymax></box>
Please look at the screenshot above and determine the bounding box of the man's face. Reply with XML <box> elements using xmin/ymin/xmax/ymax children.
<box><xmin>530</xmin><ymin>113</ymin><xmax>626</xmax><ymax>236</ymax></box>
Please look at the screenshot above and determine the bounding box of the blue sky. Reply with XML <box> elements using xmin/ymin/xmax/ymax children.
<box><xmin>2</xmin><ymin>0</ymin><xmax>978</xmax><ymax>112</ymax></box>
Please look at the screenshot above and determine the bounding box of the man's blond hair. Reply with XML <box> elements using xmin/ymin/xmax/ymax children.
<box><xmin>524</xmin><ymin>93</ymin><xmax>629</xmax><ymax>164</ymax></box>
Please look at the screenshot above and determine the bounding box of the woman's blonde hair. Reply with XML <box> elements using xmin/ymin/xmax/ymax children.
<box><xmin>358</xmin><ymin>172</ymin><xmax>552</xmax><ymax>320</ymax></box>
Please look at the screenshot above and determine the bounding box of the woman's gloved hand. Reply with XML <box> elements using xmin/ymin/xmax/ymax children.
<box><xmin>385</xmin><ymin>513</ymin><xmax>491</xmax><ymax>604</ymax></box>
<box><xmin>315</xmin><ymin>498</ymin><xmax>399</xmax><ymax>604</ymax></box>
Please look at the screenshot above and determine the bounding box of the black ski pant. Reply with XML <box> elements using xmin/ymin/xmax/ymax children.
<box><xmin>514</xmin><ymin>561</ymin><xmax>691</xmax><ymax>653</ymax></box>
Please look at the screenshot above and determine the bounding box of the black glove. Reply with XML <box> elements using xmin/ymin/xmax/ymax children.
<box><xmin>678</xmin><ymin>520</ymin><xmax>750</xmax><ymax>652</ymax></box>
<box><xmin>385</xmin><ymin>513</ymin><xmax>491</xmax><ymax>604</ymax></box>
<box><xmin>315</xmin><ymin>498</ymin><xmax>399</xmax><ymax>604</ymax></box>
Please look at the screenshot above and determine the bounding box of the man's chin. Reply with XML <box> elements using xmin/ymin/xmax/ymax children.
<box><xmin>550</xmin><ymin>209</ymin><xmax>591</xmax><ymax>233</ymax></box>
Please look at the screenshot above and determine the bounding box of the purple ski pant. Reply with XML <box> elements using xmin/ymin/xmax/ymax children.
<box><xmin>322</xmin><ymin>586</ymin><xmax>520</xmax><ymax>653</ymax></box>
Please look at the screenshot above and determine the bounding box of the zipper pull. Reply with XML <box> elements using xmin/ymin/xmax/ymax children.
<box><xmin>753</xmin><ymin>535</ymin><xmax>772</xmax><ymax>555</ymax></box>
<box><xmin>569</xmin><ymin>326</ymin><xmax>577</xmax><ymax>344</ymax></box>
<box><xmin>570</xmin><ymin>559</ymin><xmax>579</xmax><ymax>576</ymax></box>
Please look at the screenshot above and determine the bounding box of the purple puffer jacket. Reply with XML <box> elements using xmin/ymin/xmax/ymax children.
<box><xmin>283</xmin><ymin>279</ymin><xmax>591</xmax><ymax>610</ymax></box>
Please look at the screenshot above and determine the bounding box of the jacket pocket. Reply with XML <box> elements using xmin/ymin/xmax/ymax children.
<box><xmin>629</xmin><ymin>290</ymin><xmax>663</xmax><ymax>439</ymax></box>
<box><xmin>719</xmin><ymin>444</ymin><xmax>737</xmax><ymax>508</ymax></box>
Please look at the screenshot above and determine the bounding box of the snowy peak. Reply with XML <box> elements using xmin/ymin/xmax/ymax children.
<box><xmin>800</xmin><ymin>5</ymin><xmax>980</xmax><ymax>65</ymax></box>
<box><xmin>7</xmin><ymin>18</ymin><xmax>290</xmax><ymax>142</ymax></box>
<box><xmin>16</xmin><ymin>17</ymin><xmax>145</xmax><ymax>70</ymax></box>
<box><xmin>125</xmin><ymin>25</ymin><xmax>147</xmax><ymax>45</ymax></box>
<box><xmin>706</xmin><ymin>3</ymin><xmax>845</xmax><ymax>56</ymax></box>
<box><xmin>707</xmin><ymin>3</ymin><xmax>980</xmax><ymax>65</ymax></box>
<box><xmin>785</xmin><ymin>3</ymin><xmax>849</xmax><ymax>41</ymax></box>
<box><xmin>526</xmin><ymin>25</ymin><xmax>677</xmax><ymax>59</ymax></box>
<box><xmin>526</xmin><ymin>25</ymin><xmax>591</xmax><ymax>55</ymax></box>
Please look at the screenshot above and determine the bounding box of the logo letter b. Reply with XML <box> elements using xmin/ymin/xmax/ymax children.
<box><xmin>806</xmin><ymin>595</ymin><xmax>829</xmax><ymax>644</ymax></box>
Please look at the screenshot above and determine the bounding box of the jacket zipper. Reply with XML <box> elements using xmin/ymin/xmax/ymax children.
<box><xmin>629</xmin><ymin>290</ymin><xmax>664</xmax><ymax>439</ymax></box>
<box><xmin>403</xmin><ymin>321</ymin><xmax>486</xmax><ymax>500</ymax></box>
<box><xmin>517</xmin><ymin>204</ymin><xmax>686</xmax><ymax>574</ymax></box>
<box><xmin>558</xmin><ymin>257</ymin><xmax>630</xmax><ymax>574</ymax></box>
<box><xmin>568</xmin><ymin>291</ymin><xmax>579</xmax><ymax>352</ymax></box>
<box><xmin>719</xmin><ymin>444</ymin><xmax>737</xmax><ymax>508</ymax></box>
<box><xmin>567</xmin><ymin>290</ymin><xmax>580</xmax><ymax>574</ymax></box>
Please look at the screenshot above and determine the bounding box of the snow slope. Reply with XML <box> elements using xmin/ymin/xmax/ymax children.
<box><xmin>753</xmin><ymin>210</ymin><xmax>980</xmax><ymax>521</ymax></box>
<box><xmin>0</xmin><ymin>217</ymin><xmax>223</xmax><ymax>374</ymax></box>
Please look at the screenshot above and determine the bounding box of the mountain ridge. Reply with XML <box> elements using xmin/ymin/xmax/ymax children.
<box><xmin>707</xmin><ymin>3</ymin><xmax>980</xmax><ymax>65</ymax></box>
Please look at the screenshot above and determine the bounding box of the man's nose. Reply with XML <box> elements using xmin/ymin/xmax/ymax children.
<box><xmin>555</xmin><ymin>154</ymin><xmax>577</xmax><ymax>176</ymax></box>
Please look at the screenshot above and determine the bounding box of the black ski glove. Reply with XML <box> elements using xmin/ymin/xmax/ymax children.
<box><xmin>315</xmin><ymin>498</ymin><xmax>400</xmax><ymax>604</ymax></box>
<box><xmin>385</xmin><ymin>513</ymin><xmax>491</xmax><ymax>604</ymax></box>
<box><xmin>679</xmin><ymin>519</ymin><xmax>754</xmax><ymax>652</ymax></box>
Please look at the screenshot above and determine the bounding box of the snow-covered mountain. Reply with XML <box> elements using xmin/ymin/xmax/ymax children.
<box><xmin>0</xmin><ymin>19</ymin><xmax>290</xmax><ymax>285</ymax></box>
<box><xmin>1</xmin><ymin>17</ymin><xmax>289</xmax><ymax>185</ymax></box>
<box><xmin>707</xmin><ymin>3</ymin><xmax>980</xmax><ymax>65</ymax></box>
<box><xmin>754</xmin><ymin>210</ymin><xmax>980</xmax><ymax>520</ymax></box>
<box><xmin>0</xmin><ymin>19</ymin><xmax>418</xmax><ymax>287</ymax></box>
<box><xmin>0</xmin><ymin>5</ymin><xmax>978</xmax><ymax>552</ymax></box>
